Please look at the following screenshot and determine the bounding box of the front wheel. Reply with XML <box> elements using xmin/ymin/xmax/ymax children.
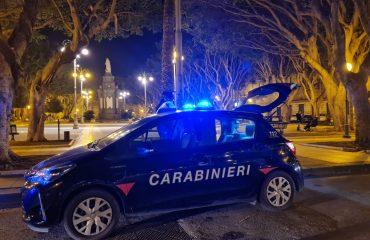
<box><xmin>63</xmin><ymin>189</ymin><xmax>120</xmax><ymax>240</ymax></box>
<box><xmin>259</xmin><ymin>171</ymin><xmax>295</xmax><ymax>211</ymax></box>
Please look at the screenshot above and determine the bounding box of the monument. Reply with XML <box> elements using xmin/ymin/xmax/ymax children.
<box><xmin>98</xmin><ymin>58</ymin><xmax>121</xmax><ymax>119</ymax></box>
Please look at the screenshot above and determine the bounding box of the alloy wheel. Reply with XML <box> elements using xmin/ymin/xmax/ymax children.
<box><xmin>266</xmin><ymin>176</ymin><xmax>292</xmax><ymax>207</ymax></box>
<box><xmin>72</xmin><ymin>197</ymin><xmax>113</xmax><ymax>236</ymax></box>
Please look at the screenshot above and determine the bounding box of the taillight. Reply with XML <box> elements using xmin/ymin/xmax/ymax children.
<box><xmin>286</xmin><ymin>142</ymin><xmax>296</xmax><ymax>155</ymax></box>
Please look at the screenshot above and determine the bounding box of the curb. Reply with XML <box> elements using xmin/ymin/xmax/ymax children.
<box><xmin>0</xmin><ymin>188</ymin><xmax>21</xmax><ymax>195</ymax></box>
<box><xmin>299</xmin><ymin>143</ymin><xmax>364</xmax><ymax>152</ymax></box>
<box><xmin>303</xmin><ymin>164</ymin><xmax>370</xmax><ymax>178</ymax></box>
<box><xmin>0</xmin><ymin>169</ymin><xmax>26</xmax><ymax>177</ymax></box>
<box><xmin>300</xmin><ymin>143</ymin><xmax>344</xmax><ymax>151</ymax></box>
<box><xmin>10</xmin><ymin>141</ymin><xmax>73</xmax><ymax>149</ymax></box>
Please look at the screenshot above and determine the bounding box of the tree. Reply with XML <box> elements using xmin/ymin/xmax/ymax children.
<box><xmin>83</xmin><ymin>110</ymin><xmax>94</xmax><ymax>121</ymax></box>
<box><xmin>210</xmin><ymin>0</ymin><xmax>370</xmax><ymax>146</ymax></box>
<box><xmin>48</xmin><ymin>65</ymin><xmax>74</xmax><ymax>119</ymax></box>
<box><xmin>45</xmin><ymin>96</ymin><xmax>63</xmax><ymax>113</ymax></box>
<box><xmin>0</xmin><ymin>0</ymin><xmax>38</xmax><ymax>164</ymax></box>
<box><xmin>161</xmin><ymin>0</ymin><xmax>175</xmax><ymax>92</ymax></box>
<box><xmin>26</xmin><ymin>0</ymin><xmax>162</xmax><ymax>141</ymax></box>
<box><xmin>184</xmin><ymin>49</ymin><xmax>250</xmax><ymax>109</ymax></box>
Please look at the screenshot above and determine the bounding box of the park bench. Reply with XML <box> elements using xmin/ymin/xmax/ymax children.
<box><xmin>9</xmin><ymin>124</ymin><xmax>19</xmax><ymax>141</ymax></box>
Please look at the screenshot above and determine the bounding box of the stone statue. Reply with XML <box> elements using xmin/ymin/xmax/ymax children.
<box><xmin>105</xmin><ymin>58</ymin><xmax>111</xmax><ymax>73</ymax></box>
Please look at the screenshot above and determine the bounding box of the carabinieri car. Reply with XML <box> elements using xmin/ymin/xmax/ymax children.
<box><xmin>22</xmin><ymin>83</ymin><xmax>304</xmax><ymax>240</ymax></box>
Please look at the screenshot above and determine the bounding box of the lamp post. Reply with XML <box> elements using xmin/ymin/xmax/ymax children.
<box><xmin>72</xmin><ymin>58</ymin><xmax>79</xmax><ymax>129</ymax></box>
<box><xmin>120</xmin><ymin>91</ymin><xmax>130</xmax><ymax>108</ymax></box>
<box><xmin>172</xmin><ymin>49</ymin><xmax>184</xmax><ymax>107</ymax></box>
<box><xmin>343</xmin><ymin>62</ymin><xmax>352</xmax><ymax>138</ymax></box>
<box><xmin>79</xmin><ymin>70</ymin><xmax>91</xmax><ymax>124</ymax></box>
<box><xmin>63</xmin><ymin>47</ymin><xmax>89</xmax><ymax>129</ymax></box>
<box><xmin>137</xmin><ymin>73</ymin><xmax>154</xmax><ymax>115</ymax></box>
<box><xmin>82</xmin><ymin>90</ymin><xmax>93</xmax><ymax>111</ymax></box>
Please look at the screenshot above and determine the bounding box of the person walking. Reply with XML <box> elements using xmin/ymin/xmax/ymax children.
<box><xmin>296</xmin><ymin>111</ymin><xmax>302</xmax><ymax>131</ymax></box>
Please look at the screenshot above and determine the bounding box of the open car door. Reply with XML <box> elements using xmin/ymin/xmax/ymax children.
<box><xmin>235</xmin><ymin>83</ymin><xmax>298</xmax><ymax>114</ymax></box>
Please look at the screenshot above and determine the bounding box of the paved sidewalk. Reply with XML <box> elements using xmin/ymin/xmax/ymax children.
<box><xmin>0</xmin><ymin>176</ymin><xmax>23</xmax><ymax>189</ymax></box>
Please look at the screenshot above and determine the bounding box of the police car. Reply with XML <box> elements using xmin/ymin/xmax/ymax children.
<box><xmin>22</xmin><ymin>84</ymin><xmax>303</xmax><ymax>240</ymax></box>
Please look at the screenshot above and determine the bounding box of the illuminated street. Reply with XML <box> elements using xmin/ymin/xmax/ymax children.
<box><xmin>11</xmin><ymin>123</ymin><xmax>124</xmax><ymax>156</ymax></box>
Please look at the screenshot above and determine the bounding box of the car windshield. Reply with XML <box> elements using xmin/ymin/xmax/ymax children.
<box><xmin>92</xmin><ymin>116</ymin><xmax>158</xmax><ymax>149</ymax></box>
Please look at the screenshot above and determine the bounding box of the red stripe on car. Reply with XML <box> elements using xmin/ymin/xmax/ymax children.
<box><xmin>116</xmin><ymin>182</ymin><xmax>135</xmax><ymax>196</ymax></box>
<box><xmin>259</xmin><ymin>167</ymin><xmax>277</xmax><ymax>175</ymax></box>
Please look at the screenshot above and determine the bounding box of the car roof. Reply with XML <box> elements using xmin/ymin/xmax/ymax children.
<box><xmin>150</xmin><ymin>109</ymin><xmax>264</xmax><ymax>120</ymax></box>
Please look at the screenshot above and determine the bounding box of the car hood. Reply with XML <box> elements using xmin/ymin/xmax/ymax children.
<box><xmin>235</xmin><ymin>83</ymin><xmax>298</xmax><ymax>113</ymax></box>
<box><xmin>32</xmin><ymin>146</ymin><xmax>92</xmax><ymax>170</ymax></box>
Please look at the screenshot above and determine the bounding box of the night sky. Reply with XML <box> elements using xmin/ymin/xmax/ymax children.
<box><xmin>80</xmin><ymin>31</ymin><xmax>162</xmax><ymax>90</ymax></box>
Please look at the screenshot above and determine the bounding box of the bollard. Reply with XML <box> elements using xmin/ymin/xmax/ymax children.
<box><xmin>58</xmin><ymin>119</ymin><xmax>60</xmax><ymax>141</ymax></box>
<box><xmin>64</xmin><ymin>131</ymin><xmax>70</xmax><ymax>141</ymax></box>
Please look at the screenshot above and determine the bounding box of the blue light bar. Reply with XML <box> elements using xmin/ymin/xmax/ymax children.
<box><xmin>182</xmin><ymin>103</ymin><xmax>196</xmax><ymax>111</ymax></box>
<box><xmin>196</xmin><ymin>99</ymin><xmax>213</xmax><ymax>109</ymax></box>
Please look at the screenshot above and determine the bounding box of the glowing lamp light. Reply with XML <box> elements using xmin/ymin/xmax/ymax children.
<box><xmin>85</xmin><ymin>72</ymin><xmax>91</xmax><ymax>78</ymax></box>
<box><xmin>72</xmin><ymin>72</ymin><xmax>78</xmax><ymax>78</ymax></box>
<box><xmin>60</xmin><ymin>46</ymin><xmax>65</xmax><ymax>52</ymax></box>
<box><xmin>346</xmin><ymin>62</ymin><xmax>353</xmax><ymax>72</ymax></box>
<box><xmin>81</xmin><ymin>48</ymin><xmax>89</xmax><ymax>55</ymax></box>
<box><xmin>247</xmin><ymin>98</ymin><xmax>253</xmax><ymax>103</ymax></box>
<box><xmin>214</xmin><ymin>95</ymin><xmax>221</xmax><ymax>102</ymax></box>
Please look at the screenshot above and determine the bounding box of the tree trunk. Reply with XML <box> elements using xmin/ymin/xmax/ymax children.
<box><xmin>0</xmin><ymin>55</ymin><xmax>14</xmax><ymax>164</ymax></box>
<box><xmin>347</xmin><ymin>73</ymin><xmax>370</xmax><ymax>146</ymax></box>
<box><xmin>27</xmin><ymin>73</ymin><xmax>48</xmax><ymax>141</ymax></box>
<box><xmin>27</xmin><ymin>54</ymin><xmax>62</xmax><ymax>141</ymax></box>
<box><xmin>161</xmin><ymin>0</ymin><xmax>175</xmax><ymax>92</ymax></box>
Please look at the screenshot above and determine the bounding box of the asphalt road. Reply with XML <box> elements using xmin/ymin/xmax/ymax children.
<box><xmin>1</xmin><ymin>174</ymin><xmax>370</xmax><ymax>239</ymax></box>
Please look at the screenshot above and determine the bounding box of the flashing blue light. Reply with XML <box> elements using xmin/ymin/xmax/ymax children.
<box><xmin>196</xmin><ymin>99</ymin><xmax>213</xmax><ymax>109</ymax></box>
<box><xmin>182</xmin><ymin>103</ymin><xmax>196</xmax><ymax>111</ymax></box>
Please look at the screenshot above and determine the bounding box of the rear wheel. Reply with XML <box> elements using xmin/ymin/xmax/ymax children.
<box><xmin>63</xmin><ymin>189</ymin><xmax>120</xmax><ymax>240</ymax></box>
<box><xmin>259</xmin><ymin>171</ymin><xmax>295</xmax><ymax>211</ymax></box>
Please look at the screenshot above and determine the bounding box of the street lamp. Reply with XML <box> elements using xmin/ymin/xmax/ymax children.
<box><xmin>120</xmin><ymin>91</ymin><xmax>130</xmax><ymax>108</ymax></box>
<box><xmin>79</xmin><ymin>70</ymin><xmax>91</xmax><ymax>124</ymax></box>
<box><xmin>137</xmin><ymin>73</ymin><xmax>154</xmax><ymax>115</ymax></box>
<box><xmin>82</xmin><ymin>90</ymin><xmax>93</xmax><ymax>111</ymax></box>
<box><xmin>343</xmin><ymin>62</ymin><xmax>352</xmax><ymax>138</ymax></box>
<box><xmin>68</xmin><ymin>47</ymin><xmax>89</xmax><ymax>129</ymax></box>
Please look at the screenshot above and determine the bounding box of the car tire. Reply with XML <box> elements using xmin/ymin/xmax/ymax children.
<box><xmin>63</xmin><ymin>189</ymin><xmax>120</xmax><ymax>240</ymax></box>
<box><xmin>259</xmin><ymin>171</ymin><xmax>295</xmax><ymax>211</ymax></box>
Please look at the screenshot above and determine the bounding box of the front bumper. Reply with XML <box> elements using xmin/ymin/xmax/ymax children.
<box><xmin>21</xmin><ymin>182</ymin><xmax>63</xmax><ymax>229</ymax></box>
<box><xmin>26</xmin><ymin>223</ymin><xmax>49</xmax><ymax>233</ymax></box>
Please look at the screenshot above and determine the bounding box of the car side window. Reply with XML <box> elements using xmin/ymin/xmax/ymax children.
<box><xmin>179</xmin><ymin>116</ymin><xmax>217</xmax><ymax>149</ymax></box>
<box><xmin>130</xmin><ymin>118</ymin><xmax>181</xmax><ymax>154</ymax></box>
<box><xmin>216</xmin><ymin>117</ymin><xmax>256</xmax><ymax>144</ymax></box>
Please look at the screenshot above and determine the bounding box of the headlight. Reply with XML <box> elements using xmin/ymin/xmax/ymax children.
<box><xmin>25</xmin><ymin>164</ymin><xmax>75</xmax><ymax>186</ymax></box>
